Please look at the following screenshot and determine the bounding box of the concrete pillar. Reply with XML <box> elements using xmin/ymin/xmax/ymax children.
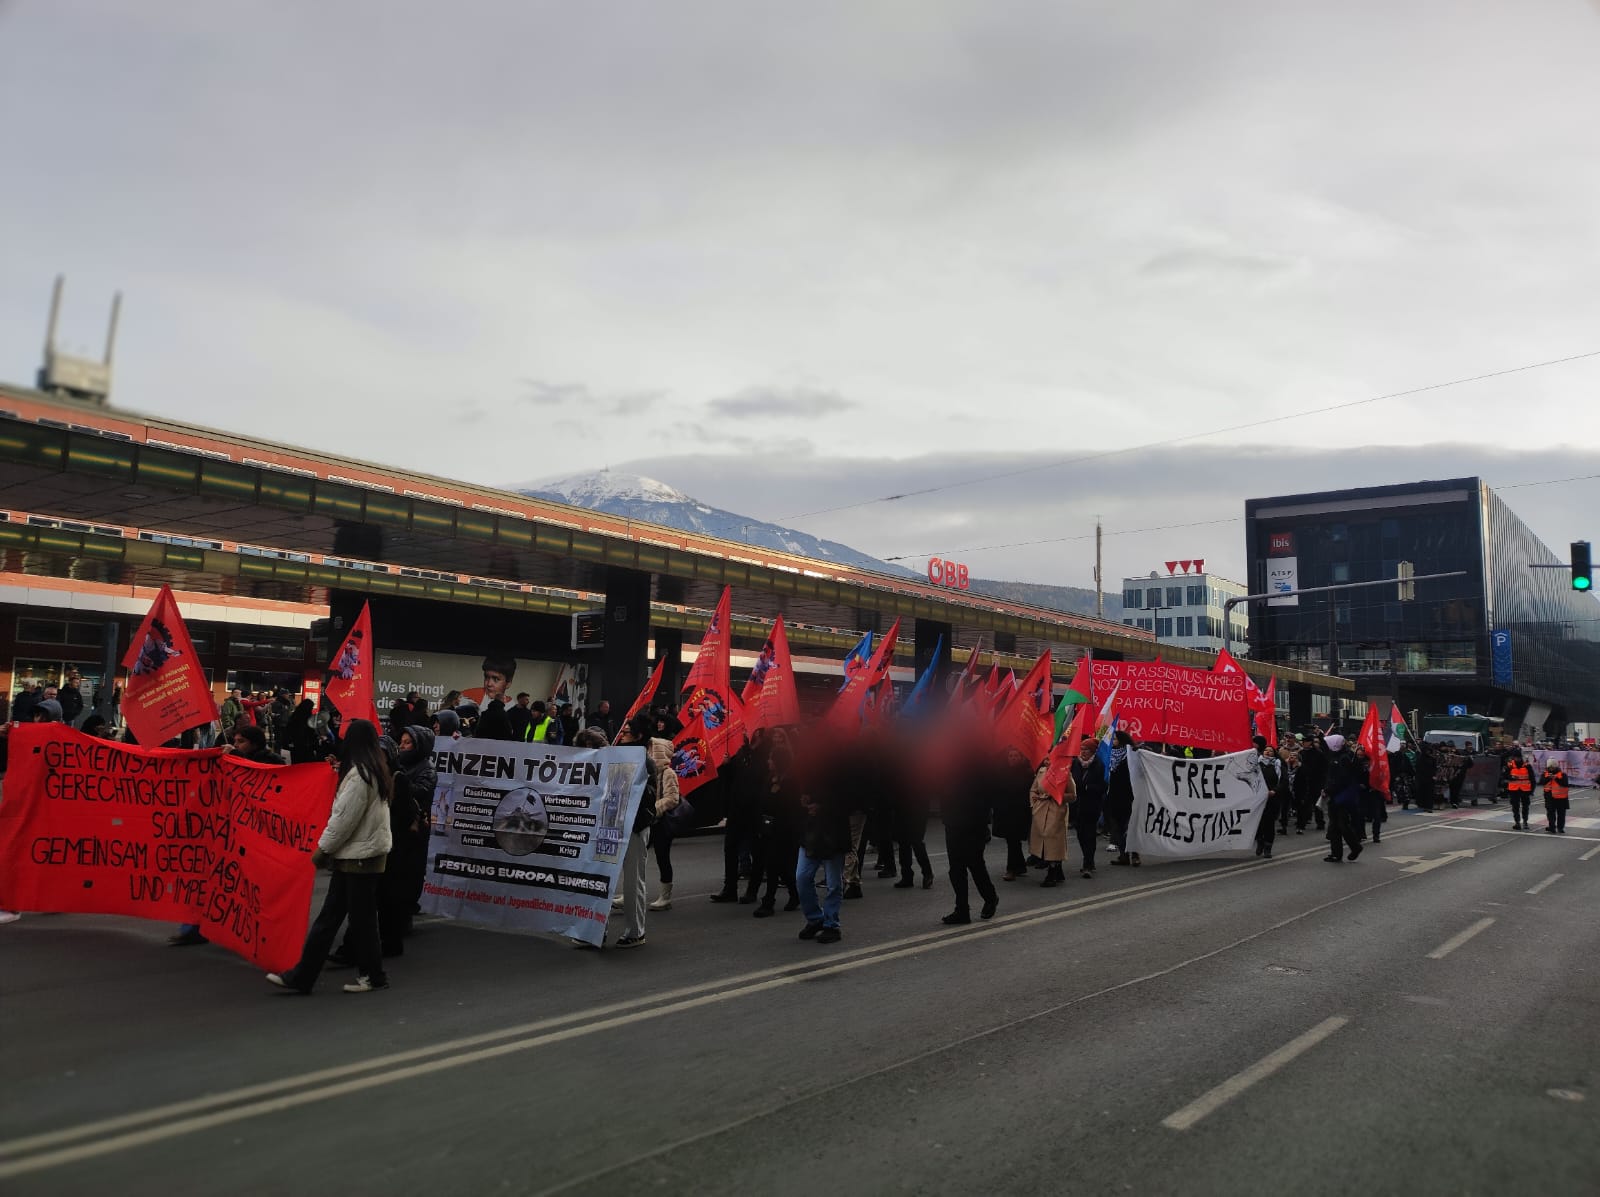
<box><xmin>653</xmin><ymin>628</ymin><xmax>684</xmax><ymax>706</ymax></box>
<box><xmin>600</xmin><ymin>566</ymin><xmax>653</xmax><ymax>714</ymax></box>
<box><xmin>913</xmin><ymin>619</ymin><xmax>953</xmax><ymax>681</ymax></box>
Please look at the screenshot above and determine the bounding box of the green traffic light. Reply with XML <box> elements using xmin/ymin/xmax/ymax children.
<box><xmin>1578</xmin><ymin>575</ymin><xmax>1594</xmax><ymax>592</ymax></box>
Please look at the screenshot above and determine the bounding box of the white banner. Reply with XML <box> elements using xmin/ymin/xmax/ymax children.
<box><xmin>420</xmin><ymin>737</ymin><xmax>648</xmax><ymax>945</ymax></box>
<box><xmin>1266</xmin><ymin>558</ymin><xmax>1299</xmax><ymax>607</ymax></box>
<box><xmin>1530</xmin><ymin>749</ymin><xmax>1600</xmax><ymax>788</ymax></box>
<box><xmin>1127</xmin><ymin>748</ymin><xmax>1270</xmax><ymax>858</ymax></box>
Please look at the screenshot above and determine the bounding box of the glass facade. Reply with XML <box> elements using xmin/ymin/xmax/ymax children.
<box><xmin>1246</xmin><ymin>479</ymin><xmax>1600</xmax><ymax>729</ymax></box>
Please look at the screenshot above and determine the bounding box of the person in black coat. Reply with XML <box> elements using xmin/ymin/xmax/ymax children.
<box><xmin>754</xmin><ymin>727</ymin><xmax>803</xmax><ymax>916</ymax></box>
<box><xmin>939</xmin><ymin>748</ymin><xmax>1000</xmax><ymax>925</ymax></box>
<box><xmin>714</xmin><ymin>738</ymin><xmax>770</xmax><ymax>905</ymax></box>
<box><xmin>1070</xmin><ymin>737</ymin><xmax>1108</xmax><ymax>878</ymax></box>
<box><xmin>1294</xmin><ymin>734</ymin><xmax>1329</xmax><ymax>832</ymax></box>
<box><xmin>1106</xmin><ymin>730</ymin><xmax>1139</xmax><ymax>867</ymax></box>
<box><xmin>1321</xmin><ymin>734</ymin><xmax>1366</xmax><ymax>863</ymax></box>
<box><xmin>993</xmin><ymin>747</ymin><xmax>1036</xmax><ymax>880</ymax></box>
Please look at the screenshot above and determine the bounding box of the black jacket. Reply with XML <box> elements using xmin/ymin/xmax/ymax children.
<box><xmin>1071</xmin><ymin>755</ymin><xmax>1108</xmax><ymax>807</ymax></box>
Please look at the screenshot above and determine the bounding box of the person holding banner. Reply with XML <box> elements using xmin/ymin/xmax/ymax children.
<box><xmin>268</xmin><ymin>719</ymin><xmax>394</xmax><ymax>994</ymax></box>
<box><xmin>1106</xmin><ymin>731</ymin><xmax>1140</xmax><ymax>868</ymax></box>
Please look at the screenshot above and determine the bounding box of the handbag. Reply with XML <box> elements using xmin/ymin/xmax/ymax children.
<box><xmin>664</xmin><ymin>795</ymin><xmax>697</xmax><ymax>833</ymax></box>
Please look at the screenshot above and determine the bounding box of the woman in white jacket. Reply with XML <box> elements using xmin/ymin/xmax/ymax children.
<box><xmin>268</xmin><ymin>719</ymin><xmax>394</xmax><ymax>994</ymax></box>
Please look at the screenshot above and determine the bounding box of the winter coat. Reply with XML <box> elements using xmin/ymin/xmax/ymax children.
<box><xmin>992</xmin><ymin>757</ymin><xmax>1036</xmax><ymax>842</ymax></box>
<box><xmin>1028</xmin><ymin>765</ymin><xmax>1071</xmax><ymax>861</ymax></box>
<box><xmin>218</xmin><ymin>696</ymin><xmax>242</xmax><ymax>735</ymax></box>
<box><xmin>1324</xmin><ymin>748</ymin><xmax>1367</xmax><ymax>808</ymax></box>
<box><xmin>1071</xmin><ymin>755</ymin><xmax>1108</xmax><ymax>810</ymax></box>
<box><xmin>399</xmin><ymin>725</ymin><xmax>438</xmax><ymax>817</ymax></box>
<box><xmin>648</xmin><ymin>737</ymin><xmax>681</xmax><ymax>816</ymax></box>
<box><xmin>317</xmin><ymin>767</ymin><xmax>393</xmax><ymax>867</ymax></box>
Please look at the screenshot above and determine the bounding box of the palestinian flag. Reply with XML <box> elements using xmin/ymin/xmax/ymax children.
<box><xmin>1054</xmin><ymin>657</ymin><xmax>1092</xmax><ymax>744</ymax></box>
<box><xmin>1386</xmin><ymin>704</ymin><xmax>1411</xmax><ymax>754</ymax></box>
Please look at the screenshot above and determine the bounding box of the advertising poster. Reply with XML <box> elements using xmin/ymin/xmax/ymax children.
<box><xmin>1126</xmin><ymin>747</ymin><xmax>1270</xmax><ymax>859</ymax></box>
<box><xmin>0</xmin><ymin>724</ymin><xmax>335</xmax><ymax>972</ymax></box>
<box><xmin>374</xmin><ymin>650</ymin><xmax>574</xmax><ymax>711</ymax></box>
<box><xmin>420</xmin><ymin>738</ymin><xmax>649</xmax><ymax>945</ymax></box>
<box><xmin>1266</xmin><ymin>557</ymin><xmax>1299</xmax><ymax>607</ymax></box>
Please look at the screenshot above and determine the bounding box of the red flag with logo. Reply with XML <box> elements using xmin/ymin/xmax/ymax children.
<box><xmin>677</xmin><ymin>587</ymin><xmax>745</xmax><ymax>765</ymax></box>
<box><xmin>323</xmin><ymin>602</ymin><xmax>379</xmax><ymax>726</ymax></box>
<box><xmin>1213</xmin><ymin>646</ymin><xmax>1267</xmax><ymax>712</ymax></box>
<box><xmin>740</xmin><ymin>614</ymin><xmax>800</xmax><ymax>732</ymax></box>
<box><xmin>1359</xmin><ymin>704</ymin><xmax>1390</xmax><ymax>800</ymax></box>
<box><xmin>828</xmin><ymin>618</ymin><xmax>901</xmax><ymax>731</ymax></box>
<box><xmin>120</xmin><ymin>585</ymin><xmax>220</xmax><ymax>746</ymax></box>
<box><xmin>994</xmin><ymin>651</ymin><xmax>1055</xmax><ymax>765</ymax></box>
<box><xmin>671</xmin><ymin>710</ymin><xmax>721</xmax><ymax>797</ymax></box>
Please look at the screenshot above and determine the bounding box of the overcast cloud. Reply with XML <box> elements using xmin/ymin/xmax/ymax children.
<box><xmin>1</xmin><ymin>1</ymin><xmax>1597</xmax><ymax>585</ymax></box>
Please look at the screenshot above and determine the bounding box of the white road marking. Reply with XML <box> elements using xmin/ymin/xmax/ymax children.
<box><xmin>0</xmin><ymin>820</ymin><xmax>1452</xmax><ymax>1180</ymax></box>
<box><xmin>1427</xmin><ymin>917</ymin><xmax>1496</xmax><ymax>959</ymax></box>
<box><xmin>1580</xmin><ymin>844</ymin><xmax>1600</xmax><ymax>862</ymax></box>
<box><xmin>1160</xmin><ymin>1016</ymin><xmax>1350</xmax><ymax>1131</ymax></box>
<box><xmin>1526</xmin><ymin>873</ymin><xmax>1564</xmax><ymax>895</ymax></box>
<box><xmin>1427</xmin><ymin>824</ymin><xmax>1600</xmax><ymax>844</ymax></box>
<box><xmin>1383</xmin><ymin>849</ymin><xmax>1476</xmax><ymax>874</ymax></box>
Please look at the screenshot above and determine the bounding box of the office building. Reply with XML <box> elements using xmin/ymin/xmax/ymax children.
<box><xmin>1120</xmin><ymin>563</ymin><xmax>1248</xmax><ymax>654</ymax></box>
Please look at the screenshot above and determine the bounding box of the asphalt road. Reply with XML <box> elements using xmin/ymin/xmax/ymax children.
<box><xmin>3</xmin><ymin>795</ymin><xmax>1598</xmax><ymax>1196</ymax></box>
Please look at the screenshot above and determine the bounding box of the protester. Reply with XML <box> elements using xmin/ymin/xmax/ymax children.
<box><xmin>1106</xmin><ymin>730</ymin><xmax>1138</xmax><ymax>867</ymax></box>
<box><xmin>1070</xmin><ymin>736</ymin><xmax>1108</xmax><ymax>878</ymax></box>
<box><xmin>608</xmin><ymin>718</ymin><xmax>657</xmax><ymax>947</ymax></box>
<box><xmin>590</xmin><ymin>699</ymin><xmax>618</xmax><ymax>742</ymax></box>
<box><xmin>645</xmin><ymin>721</ymin><xmax>683</xmax><ymax>912</ymax></box>
<box><xmin>507</xmin><ymin>693</ymin><xmax>534</xmax><ymax>742</ymax></box>
<box><xmin>1321</xmin><ymin>733</ymin><xmax>1365</xmax><ymax>864</ymax></box>
<box><xmin>1254</xmin><ymin>736</ymin><xmax>1287</xmax><ymax>859</ymax></box>
<box><xmin>795</xmin><ymin>740</ymin><xmax>849</xmax><ymax>943</ymax></box>
<box><xmin>231</xmin><ymin>723</ymin><xmax>282</xmax><ymax>764</ymax></box>
<box><xmin>940</xmin><ymin>746</ymin><xmax>999</xmax><ymax>924</ymax></box>
<box><xmin>890</xmin><ymin>733</ymin><xmax>935</xmax><ymax>891</ymax></box>
<box><xmin>1293</xmin><ymin>730</ymin><xmax>1328</xmax><ymax>832</ymax></box>
<box><xmin>755</xmin><ymin>726</ymin><xmax>804</xmax><ymax>916</ymax></box>
<box><xmin>331</xmin><ymin>735</ymin><xmax>420</xmax><ymax>962</ymax></box>
<box><xmin>715</xmin><ymin>737</ymin><xmax>767</xmax><ymax>905</ymax></box>
<box><xmin>1028</xmin><ymin>761</ymin><xmax>1071</xmax><ymax>886</ymax></box>
<box><xmin>267</xmin><ymin>719</ymin><xmax>393</xmax><ymax>994</ymax></box>
<box><xmin>283</xmin><ymin>699</ymin><xmax>321</xmax><ymax>764</ymax></box>
<box><xmin>994</xmin><ymin>746</ymin><xmax>1035</xmax><ymax>882</ymax></box>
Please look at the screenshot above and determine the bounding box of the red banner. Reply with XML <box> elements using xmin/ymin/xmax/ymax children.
<box><xmin>0</xmin><ymin>724</ymin><xmax>336</xmax><ymax>972</ymax></box>
<box><xmin>677</xmin><ymin>586</ymin><xmax>746</xmax><ymax>765</ymax></box>
<box><xmin>120</xmin><ymin>585</ymin><xmax>219</xmax><ymax>746</ymax></box>
<box><xmin>1088</xmin><ymin>660</ymin><xmax>1251</xmax><ymax>751</ymax></box>
<box><xmin>1359</xmin><ymin>704</ymin><xmax>1390</xmax><ymax>800</ymax></box>
<box><xmin>323</xmin><ymin>602</ymin><xmax>377</xmax><ymax>724</ymax></box>
<box><xmin>621</xmin><ymin>657</ymin><xmax>666</xmax><ymax>730</ymax></box>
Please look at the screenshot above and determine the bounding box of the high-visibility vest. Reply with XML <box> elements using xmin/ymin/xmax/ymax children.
<box><xmin>1544</xmin><ymin>770</ymin><xmax>1569</xmax><ymax>801</ymax></box>
<box><xmin>532</xmin><ymin>717</ymin><xmax>554</xmax><ymax>743</ymax></box>
<box><xmin>1506</xmin><ymin>762</ymin><xmax>1532</xmax><ymax>792</ymax></box>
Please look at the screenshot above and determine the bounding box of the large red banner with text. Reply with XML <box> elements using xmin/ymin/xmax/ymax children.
<box><xmin>1088</xmin><ymin>661</ymin><xmax>1252</xmax><ymax>751</ymax></box>
<box><xmin>0</xmin><ymin>725</ymin><xmax>336</xmax><ymax>972</ymax></box>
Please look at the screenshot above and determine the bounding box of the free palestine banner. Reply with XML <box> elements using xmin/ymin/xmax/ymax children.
<box><xmin>421</xmin><ymin>738</ymin><xmax>649</xmax><ymax>946</ymax></box>
<box><xmin>1126</xmin><ymin>747</ymin><xmax>1270</xmax><ymax>859</ymax></box>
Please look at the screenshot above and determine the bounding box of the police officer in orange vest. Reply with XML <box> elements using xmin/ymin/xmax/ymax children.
<box><xmin>1541</xmin><ymin>760</ymin><xmax>1571</xmax><ymax>834</ymax></box>
<box><xmin>1504</xmin><ymin>752</ymin><xmax>1534</xmax><ymax>830</ymax></box>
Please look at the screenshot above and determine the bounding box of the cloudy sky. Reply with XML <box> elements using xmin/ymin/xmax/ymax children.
<box><xmin>2</xmin><ymin>1</ymin><xmax>1597</xmax><ymax>588</ymax></box>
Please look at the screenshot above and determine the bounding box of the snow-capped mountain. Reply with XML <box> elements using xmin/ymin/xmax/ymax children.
<box><xmin>519</xmin><ymin>469</ymin><xmax>917</xmax><ymax>578</ymax></box>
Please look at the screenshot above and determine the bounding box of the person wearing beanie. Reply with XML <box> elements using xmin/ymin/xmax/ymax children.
<box><xmin>31</xmin><ymin>699</ymin><xmax>63</xmax><ymax>723</ymax></box>
<box><xmin>1321</xmin><ymin>733</ymin><xmax>1366</xmax><ymax>863</ymax></box>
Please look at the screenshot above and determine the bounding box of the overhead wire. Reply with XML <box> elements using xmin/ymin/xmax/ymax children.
<box><xmin>778</xmin><ymin>347</ymin><xmax>1600</xmax><ymax>524</ymax></box>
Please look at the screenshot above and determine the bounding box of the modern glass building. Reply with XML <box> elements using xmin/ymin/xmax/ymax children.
<box><xmin>1245</xmin><ymin>478</ymin><xmax>1600</xmax><ymax>735</ymax></box>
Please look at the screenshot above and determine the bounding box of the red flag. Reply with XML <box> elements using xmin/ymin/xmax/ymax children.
<box><xmin>677</xmin><ymin>587</ymin><xmax>745</xmax><ymax>765</ymax></box>
<box><xmin>1359</xmin><ymin>704</ymin><xmax>1390</xmax><ymax>800</ymax></box>
<box><xmin>828</xmin><ymin>618</ymin><xmax>901</xmax><ymax>731</ymax></box>
<box><xmin>994</xmin><ymin>651</ymin><xmax>1055</xmax><ymax>765</ymax></box>
<box><xmin>954</xmin><ymin>638</ymin><xmax>985</xmax><ymax>698</ymax></box>
<box><xmin>1213</xmin><ymin>646</ymin><xmax>1267</xmax><ymax>712</ymax></box>
<box><xmin>671</xmin><ymin>710</ymin><xmax>721</xmax><ymax>797</ymax></box>
<box><xmin>120</xmin><ymin>584</ymin><xmax>220</xmax><ymax>746</ymax></box>
<box><xmin>1258</xmin><ymin>677</ymin><xmax>1278</xmax><ymax>748</ymax></box>
<box><xmin>1042</xmin><ymin>700</ymin><xmax>1094</xmax><ymax>802</ymax></box>
<box><xmin>740</xmin><ymin>614</ymin><xmax>800</xmax><ymax>732</ymax></box>
<box><xmin>323</xmin><ymin>602</ymin><xmax>379</xmax><ymax>725</ymax></box>
<box><xmin>621</xmin><ymin>657</ymin><xmax>666</xmax><ymax>730</ymax></box>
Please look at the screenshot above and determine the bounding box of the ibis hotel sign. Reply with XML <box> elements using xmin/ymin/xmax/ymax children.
<box><xmin>928</xmin><ymin>557</ymin><xmax>971</xmax><ymax>590</ymax></box>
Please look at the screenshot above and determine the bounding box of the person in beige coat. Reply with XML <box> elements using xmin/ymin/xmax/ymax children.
<box><xmin>1028</xmin><ymin>763</ymin><xmax>1073</xmax><ymax>887</ymax></box>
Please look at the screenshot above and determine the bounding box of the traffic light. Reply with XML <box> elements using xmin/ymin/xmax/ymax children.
<box><xmin>1573</xmin><ymin>541</ymin><xmax>1593</xmax><ymax>592</ymax></box>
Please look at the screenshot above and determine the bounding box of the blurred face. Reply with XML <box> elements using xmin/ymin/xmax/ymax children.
<box><xmin>231</xmin><ymin>733</ymin><xmax>251</xmax><ymax>753</ymax></box>
<box><xmin>400</xmin><ymin>732</ymin><xmax>415</xmax><ymax>752</ymax></box>
<box><xmin>1078</xmin><ymin>742</ymin><xmax>1095</xmax><ymax>763</ymax></box>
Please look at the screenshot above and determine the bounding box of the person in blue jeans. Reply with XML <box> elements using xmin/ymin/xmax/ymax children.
<box><xmin>795</xmin><ymin>752</ymin><xmax>850</xmax><ymax>945</ymax></box>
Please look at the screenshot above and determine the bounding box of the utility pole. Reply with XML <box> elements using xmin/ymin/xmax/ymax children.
<box><xmin>1094</xmin><ymin>517</ymin><xmax>1104</xmax><ymax>619</ymax></box>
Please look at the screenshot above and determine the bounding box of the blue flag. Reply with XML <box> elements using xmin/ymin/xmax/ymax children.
<box><xmin>900</xmin><ymin>635</ymin><xmax>944</xmax><ymax>719</ymax></box>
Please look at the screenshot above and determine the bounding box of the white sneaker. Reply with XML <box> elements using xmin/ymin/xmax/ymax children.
<box><xmin>0</xmin><ymin>911</ymin><xmax>20</xmax><ymax>925</ymax></box>
<box><xmin>648</xmin><ymin>884</ymin><xmax>673</xmax><ymax>911</ymax></box>
<box><xmin>343</xmin><ymin>975</ymin><xmax>389</xmax><ymax>993</ymax></box>
<box><xmin>611</xmin><ymin>895</ymin><xmax>625</xmax><ymax>909</ymax></box>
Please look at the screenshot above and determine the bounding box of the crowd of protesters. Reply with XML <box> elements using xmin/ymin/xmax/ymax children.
<box><xmin>1</xmin><ymin>664</ymin><xmax>1589</xmax><ymax>982</ymax></box>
